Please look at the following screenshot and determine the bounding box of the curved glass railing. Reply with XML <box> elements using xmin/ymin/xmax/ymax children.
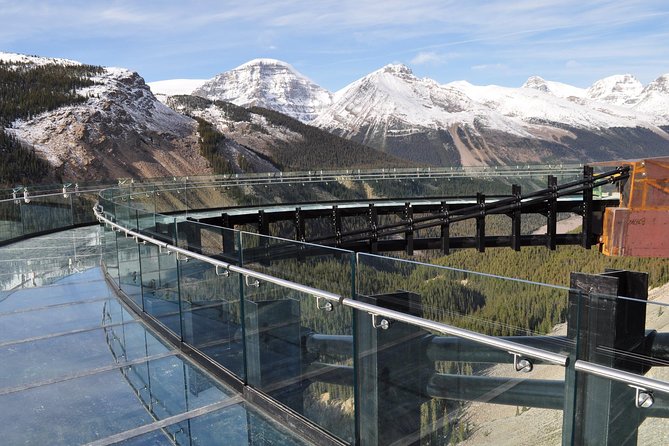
<box><xmin>91</xmin><ymin>165</ymin><xmax>668</xmax><ymax>445</ymax></box>
<box><xmin>1</xmin><ymin>163</ymin><xmax>590</xmax><ymax>246</ymax></box>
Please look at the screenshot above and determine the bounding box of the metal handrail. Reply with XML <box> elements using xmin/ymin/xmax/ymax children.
<box><xmin>94</xmin><ymin>205</ymin><xmax>569</xmax><ymax>367</ymax></box>
<box><xmin>574</xmin><ymin>360</ymin><xmax>669</xmax><ymax>395</ymax></box>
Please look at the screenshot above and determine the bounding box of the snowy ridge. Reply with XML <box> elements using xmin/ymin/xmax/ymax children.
<box><xmin>522</xmin><ymin>76</ymin><xmax>586</xmax><ymax>99</ymax></box>
<box><xmin>314</xmin><ymin>64</ymin><xmax>665</xmax><ymax>138</ymax></box>
<box><xmin>316</xmin><ymin>63</ymin><xmax>669</xmax><ymax>134</ymax></box>
<box><xmin>0</xmin><ymin>51</ymin><xmax>81</xmax><ymax>66</ymax></box>
<box><xmin>312</xmin><ymin>63</ymin><xmax>669</xmax><ymax>166</ymax></box>
<box><xmin>192</xmin><ymin>59</ymin><xmax>333</xmax><ymax>122</ymax></box>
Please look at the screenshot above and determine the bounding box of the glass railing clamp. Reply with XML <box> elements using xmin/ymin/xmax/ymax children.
<box><xmin>245</xmin><ymin>275</ymin><xmax>260</xmax><ymax>288</ymax></box>
<box><xmin>371</xmin><ymin>313</ymin><xmax>391</xmax><ymax>330</ymax></box>
<box><xmin>511</xmin><ymin>352</ymin><xmax>533</xmax><ymax>373</ymax></box>
<box><xmin>630</xmin><ymin>385</ymin><xmax>654</xmax><ymax>409</ymax></box>
<box><xmin>316</xmin><ymin>296</ymin><xmax>334</xmax><ymax>312</ymax></box>
<box><xmin>215</xmin><ymin>265</ymin><xmax>231</xmax><ymax>277</ymax></box>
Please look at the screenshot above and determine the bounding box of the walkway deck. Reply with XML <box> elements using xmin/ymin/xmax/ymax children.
<box><xmin>0</xmin><ymin>228</ymin><xmax>311</xmax><ymax>446</ymax></box>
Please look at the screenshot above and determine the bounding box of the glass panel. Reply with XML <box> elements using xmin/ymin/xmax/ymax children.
<box><xmin>116</xmin><ymin>401</ymin><xmax>313</xmax><ymax>446</ymax></box>
<box><xmin>0</xmin><ymin>226</ymin><xmax>102</xmax><ymax>292</ymax></box>
<box><xmin>358</xmin><ymin>320</ymin><xmax>568</xmax><ymax>445</ymax></box>
<box><xmin>177</xmin><ymin>247</ymin><xmax>245</xmax><ymax>378</ymax></box>
<box><xmin>243</xmin><ymin>279</ymin><xmax>355</xmax><ymax>443</ymax></box>
<box><xmin>20</xmin><ymin>193</ymin><xmax>74</xmax><ymax>235</ymax></box>
<box><xmin>0</xmin><ymin>198</ymin><xmax>23</xmax><ymax>242</ymax></box>
<box><xmin>240</xmin><ymin>231</ymin><xmax>354</xmax><ymax>298</ymax></box>
<box><xmin>356</xmin><ymin>253</ymin><xmax>572</xmax><ymax>444</ymax></box>
<box><xmin>139</xmin><ymin>241</ymin><xmax>182</xmax><ymax>337</ymax></box>
<box><xmin>0</xmin><ymin>355</ymin><xmax>232</xmax><ymax>446</ymax></box>
<box><xmin>103</xmin><ymin>220</ymin><xmax>120</xmax><ymax>287</ymax></box>
<box><xmin>0</xmin><ymin>297</ymin><xmax>131</xmax><ymax>344</ymax></box>
<box><xmin>0</xmin><ymin>321</ymin><xmax>169</xmax><ymax>389</ymax></box>
<box><xmin>117</xmin><ymin>208</ymin><xmax>143</xmax><ymax>307</ymax></box>
<box><xmin>0</xmin><ymin>268</ymin><xmax>110</xmax><ymax>311</ymax></box>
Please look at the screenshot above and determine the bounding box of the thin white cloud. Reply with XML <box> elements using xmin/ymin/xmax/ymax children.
<box><xmin>411</xmin><ymin>52</ymin><xmax>445</xmax><ymax>65</ymax></box>
<box><xmin>471</xmin><ymin>63</ymin><xmax>509</xmax><ymax>72</ymax></box>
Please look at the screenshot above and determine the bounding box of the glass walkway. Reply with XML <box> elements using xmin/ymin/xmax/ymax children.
<box><xmin>2</xmin><ymin>164</ymin><xmax>668</xmax><ymax>445</ymax></box>
<box><xmin>0</xmin><ymin>227</ymin><xmax>312</xmax><ymax>445</ymax></box>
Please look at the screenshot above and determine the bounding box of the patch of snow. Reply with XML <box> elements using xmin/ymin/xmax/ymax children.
<box><xmin>0</xmin><ymin>51</ymin><xmax>81</xmax><ymax>66</ymax></box>
<box><xmin>147</xmin><ymin>79</ymin><xmax>208</xmax><ymax>96</ymax></box>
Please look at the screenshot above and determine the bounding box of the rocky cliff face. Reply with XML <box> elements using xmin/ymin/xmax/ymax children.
<box><xmin>3</xmin><ymin>54</ymin><xmax>211</xmax><ymax>180</ymax></box>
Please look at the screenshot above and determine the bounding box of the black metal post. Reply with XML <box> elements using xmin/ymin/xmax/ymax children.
<box><xmin>368</xmin><ymin>204</ymin><xmax>378</xmax><ymax>254</ymax></box>
<box><xmin>440</xmin><ymin>201</ymin><xmax>450</xmax><ymax>255</ymax></box>
<box><xmin>404</xmin><ymin>202</ymin><xmax>414</xmax><ymax>256</ymax></box>
<box><xmin>476</xmin><ymin>193</ymin><xmax>485</xmax><ymax>253</ymax></box>
<box><xmin>511</xmin><ymin>184</ymin><xmax>522</xmax><ymax>251</ymax></box>
<box><xmin>332</xmin><ymin>205</ymin><xmax>342</xmax><ymax>248</ymax></box>
<box><xmin>294</xmin><ymin>207</ymin><xmax>305</xmax><ymax>242</ymax></box>
<box><xmin>547</xmin><ymin>175</ymin><xmax>557</xmax><ymax>250</ymax></box>
<box><xmin>565</xmin><ymin>269</ymin><xmax>650</xmax><ymax>446</ymax></box>
<box><xmin>355</xmin><ymin>292</ymin><xmax>431</xmax><ymax>446</ymax></box>
<box><xmin>581</xmin><ymin>166</ymin><xmax>594</xmax><ymax>249</ymax></box>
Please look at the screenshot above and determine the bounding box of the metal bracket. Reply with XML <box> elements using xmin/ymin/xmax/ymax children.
<box><xmin>176</xmin><ymin>252</ymin><xmax>189</xmax><ymax>262</ymax></box>
<box><xmin>630</xmin><ymin>385</ymin><xmax>654</xmax><ymax>409</ymax></box>
<box><xmin>245</xmin><ymin>275</ymin><xmax>260</xmax><ymax>288</ymax></box>
<box><xmin>511</xmin><ymin>353</ymin><xmax>533</xmax><ymax>373</ymax></box>
<box><xmin>316</xmin><ymin>296</ymin><xmax>334</xmax><ymax>312</ymax></box>
<box><xmin>371</xmin><ymin>313</ymin><xmax>390</xmax><ymax>330</ymax></box>
<box><xmin>215</xmin><ymin>265</ymin><xmax>231</xmax><ymax>277</ymax></box>
<box><xmin>159</xmin><ymin>245</ymin><xmax>172</xmax><ymax>255</ymax></box>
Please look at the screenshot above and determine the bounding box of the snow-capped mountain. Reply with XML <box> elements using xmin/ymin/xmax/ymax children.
<box><xmin>586</xmin><ymin>74</ymin><xmax>644</xmax><ymax>106</ymax></box>
<box><xmin>192</xmin><ymin>59</ymin><xmax>333</xmax><ymax>122</ymax></box>
<box><xmin>632</xmin><ymin>74</ymin><xmax>669</xmax><ymax>124</ymax></box>
<box><xmin>522</xmin><ymin>76</ymin><xmax>586</xmax><ymax>99</ymax></box>
<box><xmin>1</xmin><ymin>52</ymin><xmax>210</xmax><ymax>180</ymax></box>
<box><xmin>313</xmin><ymin>64</ymin><xmax>669</xmax><ymax>166</ymax></box>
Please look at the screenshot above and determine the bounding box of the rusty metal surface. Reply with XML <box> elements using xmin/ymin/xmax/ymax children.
<box><xmin>599</xmin><ymin>156</ymin><xmax>669</xmax><ymax>257</ymax></box>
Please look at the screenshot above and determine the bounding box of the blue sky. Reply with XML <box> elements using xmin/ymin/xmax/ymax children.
<box><xmin>1</xmin><ymin>0</ymin><xmax>668</xmax><ymax>91</ymax></box>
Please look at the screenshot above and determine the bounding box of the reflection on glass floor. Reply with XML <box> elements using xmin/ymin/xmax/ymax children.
<box><xmin>0</xmin><ymin>228</ymin><xmax>312</xmax><ymax>446</ymax></box>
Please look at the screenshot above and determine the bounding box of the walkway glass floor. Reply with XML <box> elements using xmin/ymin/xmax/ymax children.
<box><xmin>0</xmin><ymin>228</ymin><xmax>312</xmax><ymax>445</ymax></box>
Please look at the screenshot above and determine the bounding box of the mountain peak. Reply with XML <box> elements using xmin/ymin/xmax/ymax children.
<box><xmin>643</xmin><ymin>74</ymin><xmax>669</xmax><ymax>95</ymax></box>
<box><xmin>192</xmin><ymin>59</ymin><xmax>332</xmax><ymax>122</ymax></box>
<box><xmin>237</xmin><ymin>58</ymin><xmax>295</xmax><ymax>71</ymax></box>
<box><xmin>380</xmin><ymin>64</ymin><xmax>413</xmax><ymax>76</ymax></box>
<box><xmin>521</xmin><ymin>76</ymin><xmax>586</xmax><ymax>99</ymax></box>
<box><xmin>522</xmin><ymin>76</ymin><xmax>549</xmax><ymax>92</ymax></box>
<box><xmin>587</xmin><ymin>74</ymin><xmax>643</xmax><ymax>105</ymax></box>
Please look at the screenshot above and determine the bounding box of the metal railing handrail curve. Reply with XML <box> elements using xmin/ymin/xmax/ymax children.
<box><xmin>93</xmin><ymin>204</ymin><xmax>568</xmax><ymax>368</ymax></box>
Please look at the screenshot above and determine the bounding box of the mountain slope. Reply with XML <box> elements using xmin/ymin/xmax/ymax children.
<box><xmin>1</xmin><ymin>52</ymin><xmax>211</xmax><ymax>181</ymax></box>
<box><xmin>192</xmin><ymin>59</ymin><xmax>333</xmax><ymax>122</ymax></box>
<box><xmin>166</xmin><ymin>95</ymin><xmax>413</xmax><ymax>170</ymax></box>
